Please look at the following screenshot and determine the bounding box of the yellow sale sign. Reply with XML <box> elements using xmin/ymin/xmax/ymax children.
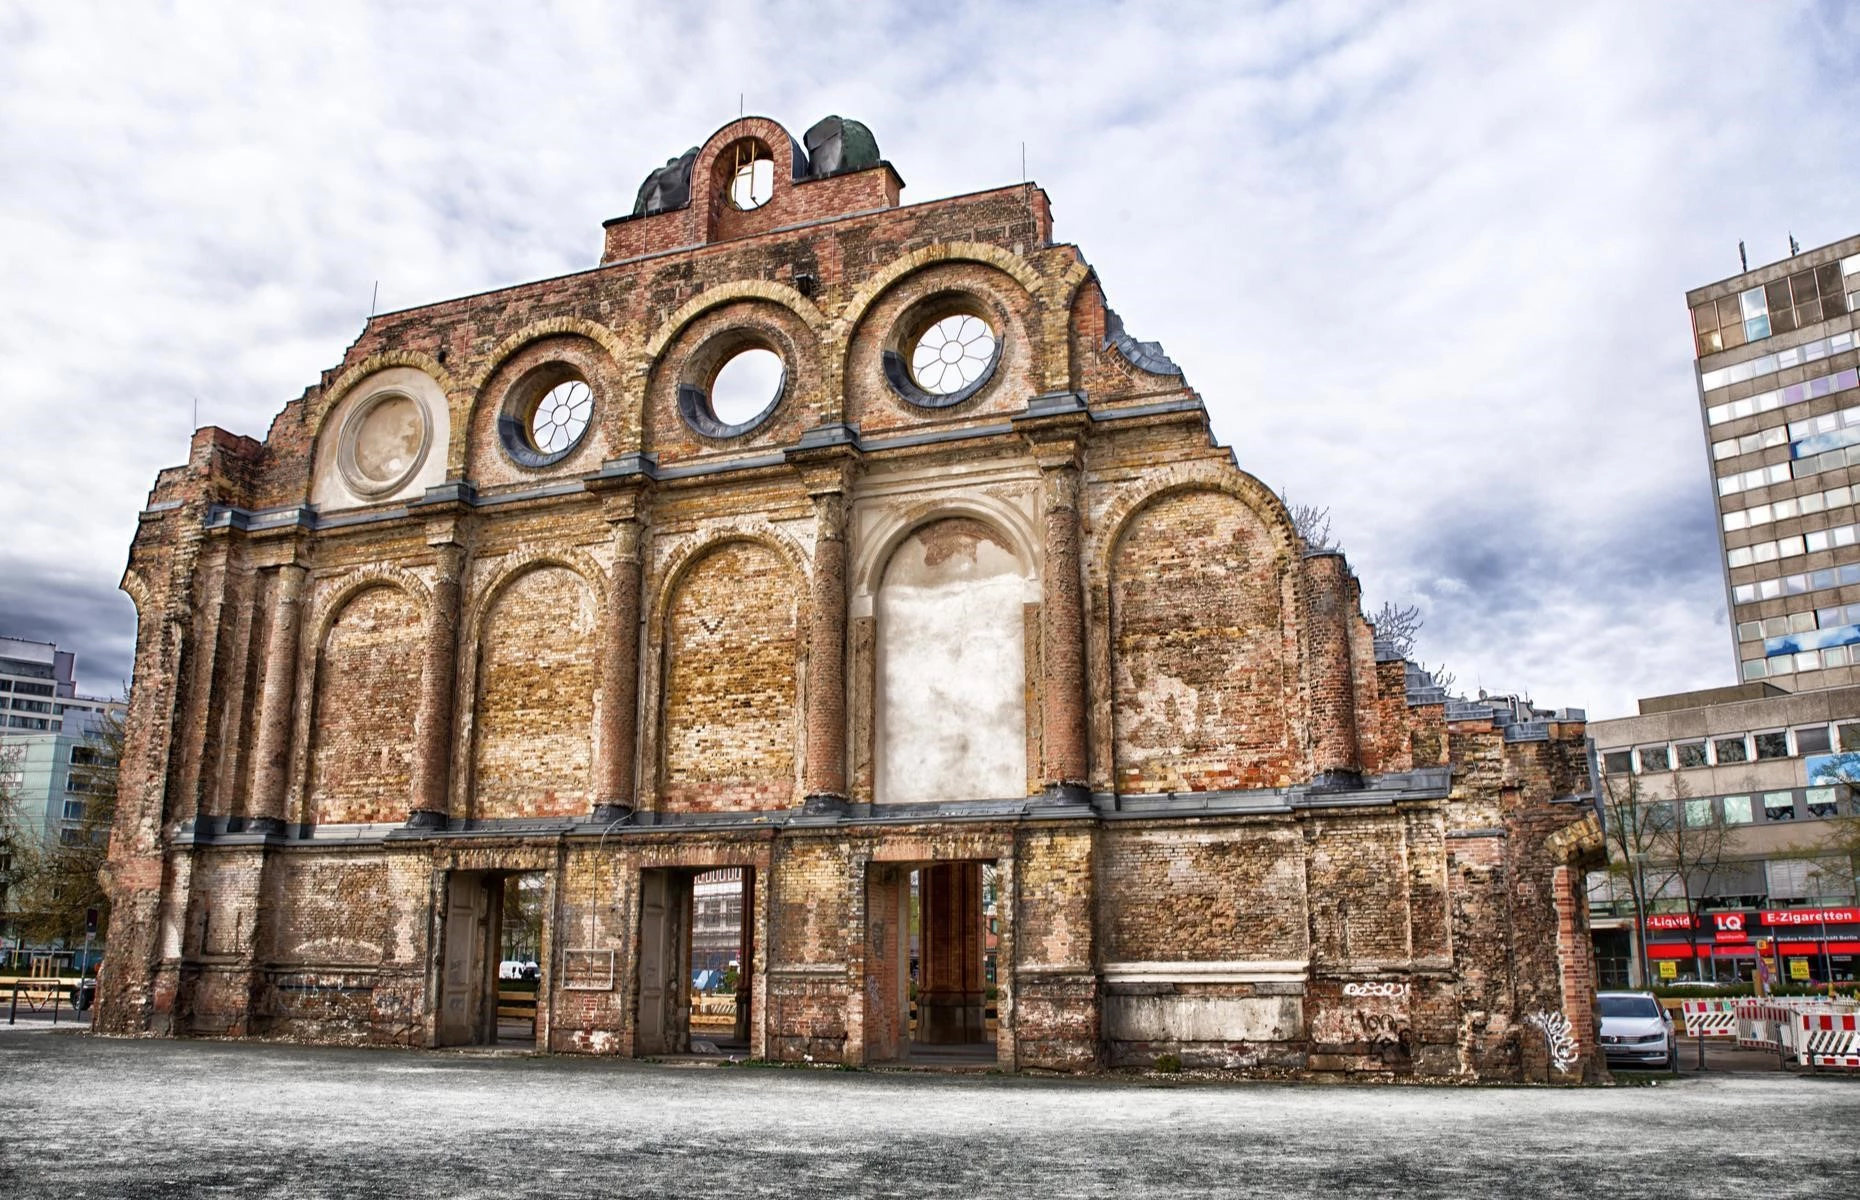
<box><xmin>1789</xmin><ymin>958</ymin><xmax>1811</xmax><ymax>981</ymax></box>
<box><xmin>1658</xmin><ymin>960</ymin><xmax>1678</xmax><ymax>979</ymax></box>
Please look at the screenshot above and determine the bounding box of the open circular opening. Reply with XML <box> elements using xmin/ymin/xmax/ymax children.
<box><xmin>709</xmin><ymin>348</ymin><xmax>784</xmax><ymax>425</ymax></box>
<box><xmin>728</xmin><ymin>155</ymin><xmax>774</xmax><ymax>210</ymax></box>
<box><xmin>910</xmin><ymin>314</ymin><xmax>998</xmax><ymax>396</ymax></box>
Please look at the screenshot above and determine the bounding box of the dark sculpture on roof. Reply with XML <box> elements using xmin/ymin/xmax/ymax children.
<box><xmin>633</xmin><ymin>147</ymin><xmax>698</xmax><ymax>217</ymax></box>
<box><xmin>803</xmin><ymin>116</ymin><xmax>880</xmax><ymax>179</ymax></box>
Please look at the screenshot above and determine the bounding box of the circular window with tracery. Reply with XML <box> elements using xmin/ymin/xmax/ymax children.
<box><xmin>883</xmin><ymin>301</ymin><xmax>1003</xmax><ymax>409</ymax></box>
<box><xmin>530</xmin><ymin>380</ymin><xmax>591</xmax><ymax>454</ymax></box>
<box><xmin>911</xmin><ymin>314</ymin><xmax>997</xmax><ymax>396</ymax></box>
<box><xmin>499</xmin><ymin>370</ymin><xmax>595</xmax><ymax>468</ymax></box>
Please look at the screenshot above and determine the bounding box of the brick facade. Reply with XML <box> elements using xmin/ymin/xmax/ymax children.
<box><xmin>95</xmin><ymin>115</ymin><xmax>1604</xmax><ymax>1081</ymax></box>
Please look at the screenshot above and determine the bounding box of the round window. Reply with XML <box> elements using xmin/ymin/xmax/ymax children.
<box><xmin>728</xmin><ymin>153</ymin><xmax>774</xmax><ymax>210</ymax></box>
<box><xmin>883</xmin><ymin>302</ymin><xmax>1003</xmax><ymax>409</ymax></box>
<box><xmin>529</xmin><ymin>380</ymin><xmax>592</xmax><ymax>455</ymax></box>
<box><xmin>677</xmin><ymin>345</ymin><xmax>786</xmax><ymax>439</ymax></box>
<box><xmin>498</xmin><ymin>372</ymin><xmax>595</xmax><ymax>469</ymax></box>
<box><xmin>338</xmin><ymin>390</ymin><xmax>430</xmax><ymax>498</ymax></box>
<box><xmin>911</xmin><ymin>314</ymin><xmax>998</xmax><ymax>396</ymax></box>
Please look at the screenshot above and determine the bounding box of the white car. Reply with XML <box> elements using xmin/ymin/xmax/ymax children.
<box><xmin>1597</xmin><ymin>991</ymin><xmax>1676</xmax><ymax>1071</ymax></box>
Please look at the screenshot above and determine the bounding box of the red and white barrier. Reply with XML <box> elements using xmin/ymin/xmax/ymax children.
<box><xmin>1735</xmin><ymin>998</ymin><xmax>1794</xmax><ymax>1051</ymax></box>
<box><xmin>1796</xmin><ymin>1011</ymin><xmax>1860</xmax><ymax>1070</ymax></box>
<box><xmin>1681</xmin><ymin>999</ymin><xmax>1737</xmax><ymax>1039</ymax></box>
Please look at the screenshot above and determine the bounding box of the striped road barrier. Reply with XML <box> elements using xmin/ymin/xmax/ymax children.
<box><xmin>1796</xmin><ymin>1010</ymin><xmax>1860</xmax><ymax>1070</ymax></box>
<box><xmin>1681</xmin><ymin>999</ymin><xmax>1738</xmax><ymax>1039</ymax></box>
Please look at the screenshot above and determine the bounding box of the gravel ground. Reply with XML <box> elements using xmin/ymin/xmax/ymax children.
<box><xmin>1</xmin><ymin>1029</ymin><xmax>1854</xmax><ymax>1199</ymax></box>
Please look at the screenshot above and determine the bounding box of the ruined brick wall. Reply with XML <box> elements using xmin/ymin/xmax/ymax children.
<box><xmin>96</xmin><ymin>114</ymin><xmax>1599</xmax><ymax>1083</ymax></box>
<box><xmin>1099</xmin><ymin>825</ymin><xmax>1308</xmax><ymax>963</ymax></box>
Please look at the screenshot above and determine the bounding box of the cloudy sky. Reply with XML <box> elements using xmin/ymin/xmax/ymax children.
<box><xmin>2</xmin><ymin>1</ymin><xmax>1856</xmax><ymax>716</ymax></box>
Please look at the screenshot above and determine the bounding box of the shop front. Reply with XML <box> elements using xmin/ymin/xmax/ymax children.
<box><xmin>1642</xmin><ymin>908</ymin><xmax>1860</xmax><ymax>984</ymax></box>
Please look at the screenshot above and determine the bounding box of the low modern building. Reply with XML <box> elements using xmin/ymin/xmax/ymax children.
<box><xmin>1</xmin><ymin>636</ymin><xmax>124</xmax><ymax>737</ymax></box>
<box><xmin>1588</xmin><ymin>683</ymin><xmax>1860</xmax><ymax>987</ymax></box>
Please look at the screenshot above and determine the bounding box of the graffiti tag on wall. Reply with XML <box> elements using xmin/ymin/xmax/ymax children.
<box><xmin>1526</xmin><ymin>1010</ymin><xmax>1577</xmax><ymax>1073</ymax></box>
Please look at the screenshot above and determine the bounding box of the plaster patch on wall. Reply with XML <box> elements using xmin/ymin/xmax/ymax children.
<box><xmin>1104</xmin><ymin>994</ymin><xmax>1303</xmax><ymax>1043</ymax></box>
<box><xmin>876</xmin><ymin>519</ymin><xmax>1026</xmax><ymax>803</ymax></box>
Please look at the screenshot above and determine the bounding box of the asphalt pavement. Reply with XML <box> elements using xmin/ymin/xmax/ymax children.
<box><xmin>1</xmin><ymin>1028</ymin><xmax>1854</xmax><ymax>1199</ymax></box>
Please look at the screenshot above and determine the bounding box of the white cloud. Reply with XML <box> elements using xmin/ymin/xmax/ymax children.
<box><xmin>1</xmin><ymin>0</ymin><xmax>1855</xmax><ymax>713</ymax></box>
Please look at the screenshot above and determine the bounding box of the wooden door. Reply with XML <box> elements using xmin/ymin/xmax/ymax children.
<box><xmin>637</xmin><ymin>869</ymin><xmax>694</xmax><ymax>1055</ymax></box>
<box><xmin>439</xmin><ymin>873</ymin><xmax>493</xmax><ymax>1046</ymax></box>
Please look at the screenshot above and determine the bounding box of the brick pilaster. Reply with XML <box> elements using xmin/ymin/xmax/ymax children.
<box><xmin>802</xmin><ymin>485</ymin><xmax>849</xmax><ymax>808</ymax></box>
<box><xmin>408</xmin><ymin>531</ymin><xmax>465</xmax><ymax>827</ymax></box>
<box><xmin>248</xmin><ymin>561</ymin><xmax>306</xmax><ymax>831</ymax></box>
<box><xmin>1039</xmin><ymin>461</ymin><xmax>1088</xmax><ymax>795</ymax></box>
<box><xmin>594</xmin><ymin>513</ymin><xmax>645</xmax><ymax>820</ymax></box>
<box><xmin>1302</xmin><ymin>551</ymin><xmax>1361</xmax><ymax>789</ymax></box>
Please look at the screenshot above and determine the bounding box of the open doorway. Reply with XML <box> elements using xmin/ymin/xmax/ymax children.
<box><xmin>436</xmin><ymin>870</ymin><xmax>545</xmax><ymax>1048</ymax></box>
<box><xmin>866</xmin><ymin>860</ymin><xmax>997</xmax><ymax>1064</ymax></box>
<box><xmin>636</xmin><ymin>867</ymin><xmax>753</xmax><ymax>1057</ymax></box>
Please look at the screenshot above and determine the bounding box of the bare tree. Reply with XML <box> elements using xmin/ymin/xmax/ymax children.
<box><xmin>0</xmin><ymin>742</ymin><xmax>23</xmax><ymax>953</ymax></box>
<box><xmin>1658</xmin><ymin>776</ymin><xmax>1734</xmax><ymax>1071</ymax></box>
<box><xmin>1418</xmin><ymin>662</ymin><xmax>1457</xmax><ymax>694</ymax></box>
<box><xmin>1371</xmin><ymin>602</ymin><xmax>1422</xmax><ymax>658</ymax></box>
<box><xmin>1278</xmin><ymin>490</ymin><xmax>1337</xmax><ymax>552</ymax></box>
<box><xmin>1599</xmin><ymin>773</ymin><xmax>1662</xmax><ymax>992</ymax></box>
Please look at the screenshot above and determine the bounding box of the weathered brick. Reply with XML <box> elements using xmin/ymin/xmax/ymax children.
<box><xmin>96</xmin><ymin>115</ymin><xmax>1603</xmax><ymax>1083</ymax></box>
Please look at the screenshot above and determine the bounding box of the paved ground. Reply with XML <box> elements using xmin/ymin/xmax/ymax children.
<box><xmin>2</xmin><ymin>1029</ymin><xmax>1855</xmax><ymax>1199</ymax></box>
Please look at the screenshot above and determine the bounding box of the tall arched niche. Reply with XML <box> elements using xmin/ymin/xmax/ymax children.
<box><xmin>306</xmin><ymin>584</ymin><xmax>424</xmax><ymax>824</ymax></box>
<box><xmin>470</xmin><ymin>565</ymin><xmax>599</xmax><ymax>818</ymax></box>
<box><xmin>875</xmin><ymin>517</ymin><xmax>1029</xmax><ymax>804</ymax></box>
<box><xmin>659</xmin><ymin>540</ymin><xmax>801</xmax><ymax>812</ymax></box>
<box><xmin>1109</xmin><ymin>489</ymin><xmax>1294</xmax><ymax>792</ymax></box>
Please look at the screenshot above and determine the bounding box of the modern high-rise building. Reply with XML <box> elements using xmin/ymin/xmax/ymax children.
<box><xmin>0</xmin><ymin>636</ymin><xmax>125</xmax><ymax>842</ymax></box>
<box><xmin>1691</xmin><ymin>235</ymin><xmax>1860</xmax><ymax>688</ymax></box>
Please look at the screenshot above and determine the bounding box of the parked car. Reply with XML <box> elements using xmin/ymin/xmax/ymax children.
<box><xmin>1597</xmin><ymin>991</ymin><xmax>1676</xmax><ymax>1071</ymax></box>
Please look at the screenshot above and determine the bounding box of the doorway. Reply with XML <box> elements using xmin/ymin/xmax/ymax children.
<box><xmin>636</xmin><ymin>867</ymin><xmax>754</xmax><ymax>1056</ymax></box>
<box><xmin>436</xmin><ymin>870</ymin><xmax>545</xmax><ymax>1048</ymax></box>
<box><xmin>866</xmin><ymin>860</ymin><xmax>996</xmax><ymax>1064</ymax></box>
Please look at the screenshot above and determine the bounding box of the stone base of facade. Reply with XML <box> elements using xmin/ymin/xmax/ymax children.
<box><xmin>97</xmin><ymin>784</ymin><xmax>1606</xmax><ymax>1084</ymax></box>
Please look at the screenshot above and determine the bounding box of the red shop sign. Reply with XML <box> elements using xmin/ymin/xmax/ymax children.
<box><xmin>1762</xmin><ymin>907</ymin><xmax>1860</xmax><ymax>927</ymax></box>
<box><xmin>1645</xmin><ymin>914</ymin><xmax>1695</xmax><ymax>931</ymax></box>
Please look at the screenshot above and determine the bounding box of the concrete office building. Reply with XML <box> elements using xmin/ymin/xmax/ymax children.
<box><xmin>1691</xmin><ymin>236</ymin><xmax>1860</xmax><ymax>687</ymax></box>
<box><xmin>0</xmin><ymin>636</ymin><xmax>125</xmax><ymax>842</ymax></box>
